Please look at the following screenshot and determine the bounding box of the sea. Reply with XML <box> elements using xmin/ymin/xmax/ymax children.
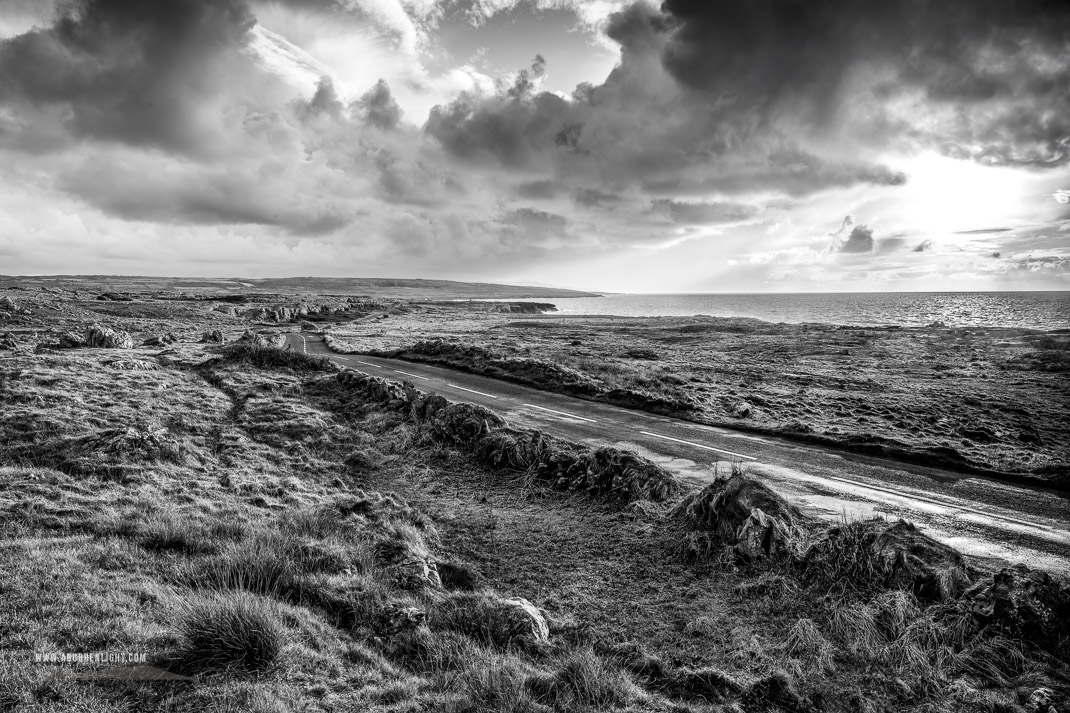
<box><xmin>503</xmin><ymin>292</ymin><xmax>1070</xmax><ymax>331</ymax></box>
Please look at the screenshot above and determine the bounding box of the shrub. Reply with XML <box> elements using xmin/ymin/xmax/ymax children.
<box><xmin>176</xmin><ymin>592</ymin><xmax>283</xmax><ymax>672</ymax></box>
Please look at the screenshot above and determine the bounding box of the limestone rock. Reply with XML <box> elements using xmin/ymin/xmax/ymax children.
<box><xmin>673</xmin><ymin>474</ymin><xmax>807</xmax><ymax>561</ymax></box>
<box><xmin>392</xmin><ymin>556</ymin><xmax>442</xmax><ymax>590</ymax></box>
<box><xmin>501</xmin><ymin>597</ymin><xmax>550</xmax><ymax>644</ymax></box>
<box><xmin>85</xmin><ymin>325</ymin><xmax>133</xmax><ymax>349</ymax></box>
<box><xmin>427</xmin><ymin>402</ymin><xmax>507</xmax><ymax>445</ymax></box>
<box><xmin>731</xmin><ymin>401</ymin><xmax>754</xmax><ymax>419</ymax></box>
<box><xmin>374</xmin><ymin>604</ymin><xmax>426</xmax><ymax>638</ymax></box>
<box><xmin>59</xmin><ymin>331</ymin><xmax>86</xmax><ymax>349</ymax></box>
<box><xmin>965</xmin><ymin>564</ymin><xmax>1070</xmax><ymax>649</ymax></box>
<box><xmin>735</xmin><ymin>507</ymin><xmax>798</xmax><ymax>562</ymax></box>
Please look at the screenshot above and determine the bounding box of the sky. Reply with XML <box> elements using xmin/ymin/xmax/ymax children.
<box><xmin>0</xmin><ymin>0</ymin><xmax>1068</xmax><ymax>292</ymax></box>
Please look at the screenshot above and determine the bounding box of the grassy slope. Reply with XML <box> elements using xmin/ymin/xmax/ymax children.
<box><xmin>0</xmin><ymin>295</ymin><xmax>1067</xmax><ymax>712</ymax></box>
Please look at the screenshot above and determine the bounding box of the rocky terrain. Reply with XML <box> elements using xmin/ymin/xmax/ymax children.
<box><xmin>1</xmin><ymin>281</ymin><xmax>1068</xmax><ymax>711</ymax></box>
<box><xmin>323</xmin><ymin>309</ymin><xmax>1070</xmax><ymax>488</ymax></box>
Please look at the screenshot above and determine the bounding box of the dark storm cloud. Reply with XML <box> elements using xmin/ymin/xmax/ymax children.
<box><xmin>840</xmin><ymin>225</ymin><xmax>874</xmax><ymax>253</ymax></box>
<box><xmin>0</xmin><ymin>0</ymin><xmax>256</xmax><ymax>153</ymax></box>
<box><xmin>651</xmin><ymin>199</ymin><xmax>757</xmax><ymax>225</ymax></box>
<box><xmin>424</xmin><ymin>56</ymin><xmax>570</xmax><ymax>169</ymax></box>
<box><xmin>660</xmin><ymin>0</ymin><xmax>1070</xmax><ymax>166</ymax></box>
<box><xmin>422</xmin><ymin>5</ymin><xmax>912</xmax><ymax>200</ymax></box>
<box><xmin>356</xmin><ymin>79</ymin><xmax>403</xmax><ymax>131</ymax></box>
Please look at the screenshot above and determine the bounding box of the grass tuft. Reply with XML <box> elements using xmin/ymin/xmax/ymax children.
<box><xmin>175</xmin><ymin>591</ymin><xmax>283</xmax><ymax>673</ymax></box>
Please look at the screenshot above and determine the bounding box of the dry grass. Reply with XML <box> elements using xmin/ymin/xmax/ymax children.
<box><xmin>174</xmin><ymin>591</ymin><xmax>283</xmax><ymax>672</ymax></box>
<box><xmin>2</xmin><ymin>305</ymin><xmax>1067</xmax><ymax>713</ymax></box>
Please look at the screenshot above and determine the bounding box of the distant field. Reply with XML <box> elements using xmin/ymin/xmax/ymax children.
<box><xmin>0</xmin><ymin>274</ymin><xmax>600</xmax><ymax>300</ymax></box>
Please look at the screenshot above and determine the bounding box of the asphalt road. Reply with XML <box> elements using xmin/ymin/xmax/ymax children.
<box><xmin>285</xmin><ymin>333</ymin><xmax>1070</xmax><ymax>572</ymax></box>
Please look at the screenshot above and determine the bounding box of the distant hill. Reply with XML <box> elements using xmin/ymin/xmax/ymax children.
<box><xmin>0</xmin><ymin>275</ymin><xmax>601</xmax><ymax>299</ymax></box>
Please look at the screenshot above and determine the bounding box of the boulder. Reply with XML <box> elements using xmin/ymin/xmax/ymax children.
<box><xmin>374</xmin><ymin>604</ymin><xmax>426</xmax><ymax>638</ymax></box>
<box><xmin>85</xmin><ymin>325</ymin><xmax>133</xmax><ymax>349</ymax></box>
<box><xmin>736</xmin><ymin>507</ymin><xmax>799</xmax><ymax>561</ymax></box>
<box><xmin>337</xmin><ymin>370</ymin><xmax>409</xmax><ymax>406</ymax></box>
<box><xmin>501</xmin><ymin>597</ymin><xmax>550</xmax><ymax>644</ymax></box>
<box><xmin>731</xmin><ymin>401</ymin><xmax>754</xmax><ymax>419</ymax></box>
<box><xmin>427</xmin><ymin>401</ymin><xmax>507</xmax><ymax>445</ymax></box>
<box><xmin>673</xmin><ymin>474</ymin><xmax>807</xmax><ymax>561</ymax></box>
<box><xmin>59</xmin><ymin>331</ymin><xmax>86</xmax><ymax>349</ymax></box>
<box><xmin>0</xmin><ymin>333</ymin><xmax>17</xmax><ymax>350</ymax></box>
<box><xmin>0</xmin><ymin>296</ymin><xmax>19</xmax><ymax>312</ymax></box>
<box><xmin>964</xmin><ymin>564</ymin><xmax>1070</xmax><ymax>649</ymax></box>
<box><xmin>200</xmin><ymin>330</ymin><xmax>225</xmax><ymax>344</ymax></box>
<box><xmin>235</xmin><ymin>330</ymin><xmax>277</xmax><ymax>348</ymax></box>
<box><xmin>804</xmin><ymin>519</ymin><xmax>969</xmax><ymax>602</ymax></box>
<box><xmin>392</xmin><ymin>556</ymin><xmax>442</xmax><ymax>590</ymax></box>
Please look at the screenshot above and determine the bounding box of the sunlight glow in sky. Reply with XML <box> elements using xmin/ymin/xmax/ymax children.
<box><xmin>0</xmin><ymin>0</ymin><xmax>1068</xmax><ymax>291</ymax></box>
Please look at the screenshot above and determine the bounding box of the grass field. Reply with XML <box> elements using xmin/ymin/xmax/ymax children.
<box><xmin>0</xmin><ymin>290</ymin><xmax>1067</xmax><ymax>711</ymax></box>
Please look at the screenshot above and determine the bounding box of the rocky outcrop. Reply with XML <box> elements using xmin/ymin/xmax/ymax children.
<box><xmin>85</xmin><ymin>325</ymin><xmax>134</xmax><ymax>349</ymax></box>
<box><xmin>804</xmin><ymin>519</ymin><xmax>970</xmax><ymax>602</ymax></box>
<box><xmin>0</xmin><ymin>333</ymin><xmax>18</xmax><ymax>350</ymax></box>
<box><xmin>235</xmin><ymin>330</ymin><xmax>283</xmax><ymax>348</ymax></box>
<box><xmin>335</xmin><ymin>368</ymin><xmax>680</xmax><ymax>502</ymax></box>
<box><xmin>374</xmin><ymin>604</ymin><xmax>426</xmax><ymax>638</ymax></box>
<box><xmin>59</xmin><ymin>331</ymin><xmax>86</xmax><ymax>349</ymax></box>
<box><xmin>673</xmin><ymin>474</ymin><xmax>807</xmax><ymax>562</ymax></box>
<box><xmin>200</xmin><ymin>330</ymin><xmax>225</xmax><ymax>344</ymax></box>
<box><xmin>238</xmin><ymin>299</ymin><xmax>387</xmax><ymax>323</ymax></box>
<box><xmin>964</xmin><ymin>564</ymin><xmax>1070</xmax><ymax>649</ymax></box>
<box><xmin>427</xmin><ymin>402</ymin><xmax>508</xmax><ymax>445</ymax></box>
<box><xmin>0</xmin><ymin>296</ymin><xmax>20</xmax><ymax>313</ymax></box>
<box><xmin>459</xmin><ymin>301</ymin><xmax>558</xmax><ymax>314</ymax></box>
<box><xmin>438</xmin><ymin>593</ymin><xmax>550</xmax><ymax>647</ymax></box>
<box><xmin>143</xmin><ymin>333</ymin><xmax>177</xmax><ymax>347</ymax></box>
<box><xmin>337</xmin><ymin>370</ymin><xmax>409</xmax><ymax>407</ymax></box>
<box><xmin>56</xmin><ymin>325</ymin><xmax>133</xmax><ymax>349</ymax></box>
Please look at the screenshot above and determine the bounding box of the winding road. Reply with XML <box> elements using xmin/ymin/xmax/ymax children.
<box><xmin>285</xmin><ymin>333</ymin><xmax>1070</xmax><ymax>573</ymax></box>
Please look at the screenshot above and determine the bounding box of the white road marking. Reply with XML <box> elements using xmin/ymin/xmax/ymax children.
<box><xmin>639</xmin><ymin>431</ymin><xmax>757</xmax><ymax>460</ymax></box>
<box><xmin>394</xmin><ymin>369</ymin><xmax>430</xmax><ymax>381</ymax></box>
<box><xmin>355</xmin><ymin>360</ymin><xmax>383</xmax><ymax>368</ymax></box>
<box><xmin>523</xmin><ymin>404</ymin><xmax>597</xmax><ymax>423</ymax></box>
<box><xmin>447</xmin><ymin>384</ymin><xmax>498</xmax><ymax>399</ymax></box>
<box><xmin>821</xmin><ymin>474</ymin><xmax>1057</xmax><ymax>531</ymax></box>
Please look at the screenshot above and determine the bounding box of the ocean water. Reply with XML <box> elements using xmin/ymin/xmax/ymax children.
<box><xmin>512</xmin><ymin>292</ymin><xmax>1070</xmax><ymax>330</ymax></box>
